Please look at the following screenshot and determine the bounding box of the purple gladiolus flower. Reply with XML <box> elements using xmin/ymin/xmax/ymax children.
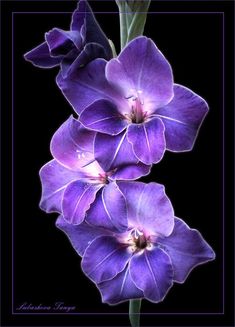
<box><xmin>57</xmin><ymin>36</ymin><xmax>209</xmax><ymax>165</ymax></box>
<box><xmin>56</xmin><ymin>181</ymin><xmax>215</xmax><ymax>304</ymax></box>
<box><xmin>24</xmin><ymin>0</ymin><xmax>112</xmax><ymax>77</ymax></box>
<box><xmin>40</xmin><ymin>116</ymin><xmax>150</xmax><ymax>225</ymax></box>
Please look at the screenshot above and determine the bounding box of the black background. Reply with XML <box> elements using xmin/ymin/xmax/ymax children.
<box><xmin>1</xmin><ymin>0</ymin><xmax>234</xmax><ymax>326</ymax></box>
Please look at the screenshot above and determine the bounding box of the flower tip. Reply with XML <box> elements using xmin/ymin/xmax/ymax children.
<box><xmin>55</xmin><ymin>215</ymin><xmax>65</xmax><ymax>229</ymax></box>
<box><xmin>23</xmin><ymin>52</ymin><xmax>28</xmax><ymax>60</ymax></box>
<box><xmin>23</xmin><ymin>51</ymin><xmax>32</xmax><ymax>62</ymax></box>
<box><xmin>76</xmin><ymin>0</ymin><xmax>90</xmax><ymax>15</ymax></box>
<box><xmin>39</xmin><ymin>200</ymin><xmax>48</xmax><ymax>213</ymax></box>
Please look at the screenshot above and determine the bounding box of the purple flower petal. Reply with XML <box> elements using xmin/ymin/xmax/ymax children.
<box><xmin>80</xmin><ymin>99</ymin><xmax>127</xmax><ymax>135</ymax></box>
<box><xmin>127</xmin><ymin>118</ymin><xmax>166</xmax><ymax>165</ymax></box>
<box><xmin>24</xmin><ymin>42</ymin><xmax>61</xmax><ymax>68</ymax></box>
<box><xmin>25</xmin><ymin>0</ymin><xmax>112</xmax><ymax>73</ymax></box>
<box><xmin>155</xmin><ymin>84</ymin><xmax>209</xmax><ymax>152</ymax></box>
<box><xmin>106</xmin><ymin>36</ymin><xmax>173</xmax><ymax>112</ymax></box>
<box><xmin>45</xmin><ymin>28</ymin><xmax>81</xmax><ymax>56</ymax></box>
<box><xmin>98</xmin><ymin>265</ymin><xmax>144</xmax><ymax>305</ymax></box>
<box><xmin>94</xmin><ymin>130</ymin><xmax>139</xmax><ymax>172</ymax></box>
<box><xmin>157</xmin><ymin>217</ymin><xmax>215</xmax><ymax>283</ymax></box>
<box><xmin>86</xmin><ymin>191</ymin><xmax>117</xmax><ymax>232</ymax></box>
<box><xmin>101</xmin><ymin>182</ymin><xmax>128</xmax><ymax>231</ymax></box>
<box><xmin>50</xmin><ymin>116</ymin><xmax>95</xmax><ymax>170</ymax></box>
<box><xmin>130</xmin><ymin>248</ymin><xmax>173</xmax><ymax>303</ymax></box>
<box><xmin>70</xmin><ymin>0</ymin><xmax>86</xmax><ymax>32</ymax></box>
<box><xmin>117</xmin><ymin>181</ymin><xmax>174</xmax><ymax>237</ymax></box>
<box><xmin>117</xmin><ymin>181</ymin><xmax>146</xmax><ymax>223</ymax></box>
<box><xmin>70</xmin><ymin>0</ymin><xmax>112</xmax><ymax>59</ymax></box>
<box><xmin>79</xmin><ymin>160</ymin><xmax>105</xmax><ymax>179</ymax></box>
<box><xmin>56</xmin><ymin>215</ymin><xmax>111</xmax><ymax>256</ymax></box>
<box><xmin>39</xmin><ymin>159</ymin><xmax>81</xmax><ymax>213</ymax></box>
<box><xmin>86</xmin><ymin>182</ymin><xmax>128</xmax><ymax>232</ymax></box>
<box><xmin>62</xmin><ymin>180</ymin><xmax>103</xmax><ymax>225</ymax></box>
<box><xmin>56</xmin><ymin>59</ymin><xmax>123</xmax><ymax>114</ymax></box>
<box><xmin>110</xmin><ymin>163</ymin><xmax>151</xmax><ymax>181</ymax></box>
<box><xmin>60</xmin><ymin>48</ymin><xmax>80</xmax><ymax>78</ymax></box>
<box><xmin>61</xmin><ymin>42</ymin><xmax>107</xmax><ymax>78</ymax></box>
<box><xmin>81</xmin><ymin>235</ymin><xmax>132</xmax><ymax>283</ymax></box>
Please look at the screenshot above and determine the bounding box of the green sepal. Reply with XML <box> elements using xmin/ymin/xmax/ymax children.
<box><xmin>108</xmin><ymin>39</ymin><xmax>118</xmax><ymax>57</ymax></box>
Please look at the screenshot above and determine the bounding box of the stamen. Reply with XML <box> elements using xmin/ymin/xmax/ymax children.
<box><xmin>124</xmin><ymin>91</ymin><xmax>146</xmax><ymax>124</ymax></box>
<box><xmin>125</xmin><ymin>95</ymin><xmax>134</xmax><ymax>100</ymax></box>
<box><xmin>98</xmin><ymin>173</ymin><xmax>109</xmax><ymax>184</ymax></box>
<box><xmin>130</xmin><ymin>228</ymin><xmax>149</xmax><ymax>251</ymax></box>
<box><xmin>131</xmin><ymin>228</ymin><xmax>143</xmax><ymax>239</ymax></box>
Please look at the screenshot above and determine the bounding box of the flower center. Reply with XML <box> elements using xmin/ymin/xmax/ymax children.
<box><xmin>135</xmin><ymin>233</ymin><xmax>148</xmax><ymax>249</ymax></box>
<box><xmin>97</xmin><ymin>169</ymin><xmax>116</xmax><ymax>184</ymax></box>
<box><xmin>125</xmin><ymin>92</ymin><xmax>148</xmax><ymax>124</ymax></box>
<box><xmin>81</xmin><ymin>159</ymin><xmax>116</xmax><ymax>185</ymax></box>
<box><xmin>130</xmin><ymin>97</ymin><xmax>145</xmax><ymax>124</ymax></box>
<box><xmin>98</xmin><ymin>172</ymin><xmax>109</xmax><ymax>184</ymax></box>
<box><xmin>88</xmin><ymin>172</ymin><xmax>112</xmax><ymax>184</ymax></box>
<box><xmin>124</xmin><ymin>228</ymin><xmax>151</xmax><ymax>253</ymax></box>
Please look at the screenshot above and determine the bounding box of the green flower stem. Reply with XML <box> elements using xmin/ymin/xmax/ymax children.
<box><xmin>116</xmin><ymin>1</ymin><xmax>129</xmax><ymax>49</ymax></box>
<box><xmin>126</xmin><ymin>2</ymin><xmax>151</xmax><ymax>45</ymax></box>
<box><xmin>129</xmin><ymin>299</ymin><xmax>142</xmax><ymax>327</ymax></box>
<box><xmin>116</xmin><ymin>0</ymin><xmax>151</xmax><ymax>50</ymax></box>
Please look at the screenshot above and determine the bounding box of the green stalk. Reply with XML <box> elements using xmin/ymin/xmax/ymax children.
<box><xmin>126</xmin><ymin>1</ymin><xmax>151</xmax><ymax>44</ymax></box>
<box><xmin>116</xmin><ymin>1</ymin><xmax>128</xmax><ymax>49</ymax></box>
<box><xmin>116</xmin><ymin>0</ymin><xmax>151</xmax><ymax>50</ymax></box>
<box><xmin>129</xmin><ymin>299</ymin><xmax>142</xmax><ymax>327</ymax></box>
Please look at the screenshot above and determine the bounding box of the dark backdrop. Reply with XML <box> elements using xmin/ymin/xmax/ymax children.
<box><xmin>1</xmin><ymin>0</ymin><xmax>234</xmax><ymax>326</ymax></box>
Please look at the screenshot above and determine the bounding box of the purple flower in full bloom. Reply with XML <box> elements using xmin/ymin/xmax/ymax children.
<box><xmin>57</xmin><ymin>36</ymin><xmax>209</xmax><ymax>166</ymax></box>
<box><xmin>24</xmin><ymin>0</ymin><xmax>112</xmax><ymax>77</ymax></box>
<box><xmin>56</xmin><ymin>181</ymin><xmax>215</xmax><ymax>304</ymax></box>
<box><xmin>40</xmin><ymin>116</ymin><xmax>150</xmax><ymax>225</ymax></box>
